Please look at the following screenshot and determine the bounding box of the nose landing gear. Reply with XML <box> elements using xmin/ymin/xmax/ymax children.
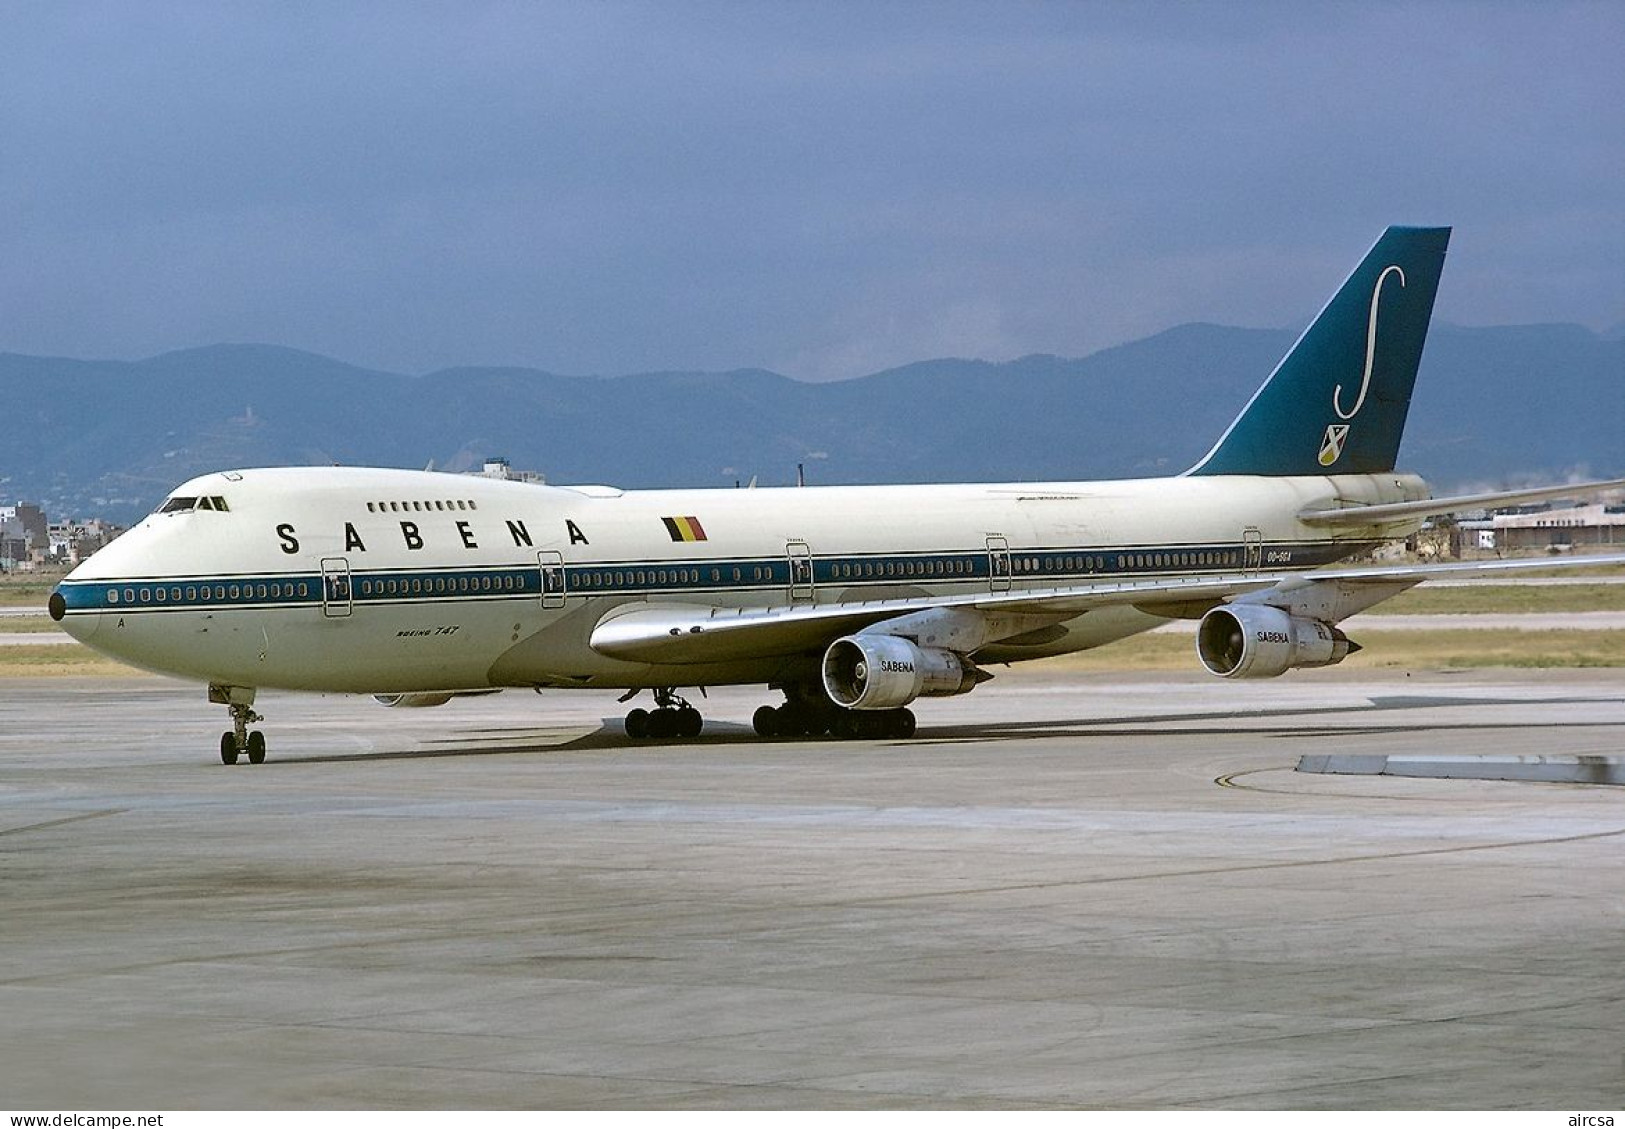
<box><xmin>210</xmin><ymin>684</ymin><xmax>266</xmax><ymax>764</ymax></box>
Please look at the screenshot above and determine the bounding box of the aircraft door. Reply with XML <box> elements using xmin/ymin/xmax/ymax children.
<box><xmin>320</xmin><ymin>557</ymin><xmax>352</xmax><ymax>618</ymax></box>
<box><xmin>1243</xmin><ymin>527</ymin><xmax>1264</xmax><ymax>573</ymax></box>
<box><xmin>537</xmin><ymin>551</ymin><xmax>566</xmax><ymax>609</ymax></box>
<box><xmin>787</xmin><ymin>541</ymin><xmax>814</xmax><ymax>605</ymax></box>
<box><xmin>986</xmin><ymin>535</ymin><xmax>1012</xmax><ymax>593</ymax></box>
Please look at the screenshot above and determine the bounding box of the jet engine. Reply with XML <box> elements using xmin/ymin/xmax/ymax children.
<box><xmin>1196</xmin><ymin>605</ymin><xmax>1357</xmax><ymax>679</ymax></box>
<box><xmin>822</xmin><ymin>634</ymin><xmax>982</xmax><ymax>710</ymax></box>
<box><xmin>373</xmin><ymin>692</ymin><xmax>459</xmax><ymax>708</ymax></box>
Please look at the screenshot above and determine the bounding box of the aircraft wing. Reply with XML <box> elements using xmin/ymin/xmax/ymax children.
<box><xmin>589</xmin><ymin>551</ymin><xmax>1625</xmax><ymax>665</ymax></box>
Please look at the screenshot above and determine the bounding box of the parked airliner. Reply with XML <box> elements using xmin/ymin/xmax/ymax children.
<box><xmin>49</xmin><ymin>227</ymin><xmax>1625</xmax><ymax>762</ymax></box>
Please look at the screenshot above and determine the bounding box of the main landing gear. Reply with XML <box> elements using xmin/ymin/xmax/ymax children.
<box><xmin>623</xmin><ymin>688</ymin><xmax>704</xmax><ymax>740</ymax></box>
<box><xmin>211</xmin><ymin>684</ymin><xmax>266</xmax><ymax>765</ymax></box>
<box><xmin>752</xmin><ymin>702</ymin><xmax>916</xmax><ymax>740</ymax></box>
<box><xmin>751</xmin><ymin>685</ymin><xmax>918</xmax><ymax>740</ymax></box>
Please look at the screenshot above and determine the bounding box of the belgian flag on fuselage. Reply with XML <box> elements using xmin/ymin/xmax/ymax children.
<box><xmin>1186</xmin><ymin>226</ymin><xmax>1450</xmax><ymax>477</ymax></box>
<box><xmin>662</xmin><ymin>515</ymin><xmax>708</xmax><ymax>542</ymax></box>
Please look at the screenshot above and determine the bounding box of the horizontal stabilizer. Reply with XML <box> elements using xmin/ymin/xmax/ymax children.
<box><xmin>1299</xmin><ymin>477</ymin><xmax>1625</xmax><ymax>526</ymax></box>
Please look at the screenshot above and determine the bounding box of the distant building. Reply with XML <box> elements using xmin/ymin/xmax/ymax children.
<box><xmin>1454</xmin><ymin>501</ymin><xmax>1625</xmax><ymax>555</ymax></box>
<box><xmin>1490</xmin><ymin>502</ymin><xmax>1625</xmax><ymax>551</ymax></box>
<box><xmin>0</xmin><ymin>502</ymin><xmax>49</xmax><ymax>571</ymax></box>
<box><xmin>1</xmin><ymin>501</ymin><xmax>123</xmax><ymax>570</ymax></box>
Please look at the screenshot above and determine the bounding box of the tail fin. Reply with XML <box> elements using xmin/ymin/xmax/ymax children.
<box><xmin>1186</xmin><ymin>225</ymin><xmax>1450</xmax><ymax>476</ymax></box>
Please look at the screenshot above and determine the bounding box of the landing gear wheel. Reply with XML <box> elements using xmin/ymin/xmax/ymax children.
<box><xmin>625</xmin><ymin>708</ymin><xmax>650</xmax><ymax>739</ymax></box>
<box><xmin>213</xmin><ymin>689</ymin><xmax>264</xmax><ymax>765</ymax></box>
<box><xmin>752</xmin><ymin>705</ymin><xmax>780</xmax><ymax>738</ymax></box>
<box><xmin>892</xmin><ymin>708</ymin><xmax>917</xmax><ymax>739</ymax></box>
<box><xmin>676</xmin><ymin>706</ymin><xmax>703</xmax><ymax>738</ymax></box>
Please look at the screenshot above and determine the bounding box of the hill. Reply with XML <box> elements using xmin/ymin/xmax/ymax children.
<box><xmin>2</xmin><ymin>323</ymin><xmax>1619</xmax><ymax>523</ymax></box>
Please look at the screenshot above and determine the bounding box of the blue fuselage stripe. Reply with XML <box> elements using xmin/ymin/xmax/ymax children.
<box><xmin>57</xmin><ymin>539</ymin><xmax>1372</xmax><ymax>614</ymax></box>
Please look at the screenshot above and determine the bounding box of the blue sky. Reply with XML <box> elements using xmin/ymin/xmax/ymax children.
<box><xmin>3</xmin><ymin>2</ymin><xmax>1621</xmax><ymax>379</ymax></box>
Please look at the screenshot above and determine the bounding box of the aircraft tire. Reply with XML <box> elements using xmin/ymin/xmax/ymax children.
<box><xmin>646</xmin><ymin>708</ymin><xmax>675</xmax><ymax>740</ymax></box>
<box><xmin>773</xmin><ymin>704</ymin><xmax>797</xmax><ymax>736</ymax></box>
<box><xmin>893</xmin><ymin>709</ymin><xmax>916</xmax><ymax>739</ymax></box>
<box><xmin>676</xmin><ymin>706</ymin><xmax>703</xmax><ymax>738</ymax></box>
<box><xmin>752</xmin><ymin>706</ymin><xmax>779</xmax><ymax>738</ymax></box>
<box><xmin>624</xmin><ymin>708</ymin><xmax>650</xmax><ymax>739</ymax></box>
<box><xmin>246</xmin><ymin>731</ymin><xmax>267</xmax><ymax>765</ymax></box>
<box><xmin>219</xmin><ymin>732</ymin><xmax>239</xmax><ymax>765</ymax></box>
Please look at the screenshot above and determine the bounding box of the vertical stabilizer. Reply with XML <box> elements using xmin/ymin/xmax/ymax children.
<box><xmin>1187</xmin><ymin>226</ymin><xmax>1450</xmax><ymax>476</ymax></box>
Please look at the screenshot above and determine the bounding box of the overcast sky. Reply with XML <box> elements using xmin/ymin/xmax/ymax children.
<box><xmin>3</xmin><ymin>2</ymin><xmax>1621</xmax><ymax>380</ymax></box>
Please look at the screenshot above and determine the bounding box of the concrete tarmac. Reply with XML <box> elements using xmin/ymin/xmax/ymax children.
<box><xmin>2</xmin><ymin>669</ymin><xmax>1623</xmax><ymax>1110</ymax></box>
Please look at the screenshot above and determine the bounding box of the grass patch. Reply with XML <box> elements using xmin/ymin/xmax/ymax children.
<box><xmin>0</xmin><ymin>580</ymin><xmax>60</xmax><ymax>607</ymax></box>
<box><xmin>1366</xmin><ymin>584</ymin><xmax>1625</xmax><ymax>614</ymax></box>
<box><xmin>1031</xmin><ymin>628</ymin><xmax>1625</xmax><ymax>673</ymax></box>
<box><xmin>0</xmin><ymin>616</ymin><xmax>68</xmax><ymax>633</ymax></box>
<box><xmin>0</xmin><ymin>643</ymin><xmax>151</xmax><ymax>677</ymax></box>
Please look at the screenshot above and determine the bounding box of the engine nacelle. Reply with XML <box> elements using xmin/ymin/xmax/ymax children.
<box><xmin>822</xmin><ymin>635</ymin><xmax>981</xmax><ymax>710</ymax></box>
<box><xmin>1196</xmin><ymin>605</ymin><xmax>1356</xmax><ymax>679</ymax></box>
<box><xmin>372</xmin><ymin>692</ymin><xmax>458</xmax><ymax>708</ymax></box>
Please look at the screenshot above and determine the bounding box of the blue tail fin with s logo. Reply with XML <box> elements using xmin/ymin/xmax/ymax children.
<box><xmin>1187</xmin><ymin>226</ymin><xmax>1450</xmax><ymax>477</ymax></box>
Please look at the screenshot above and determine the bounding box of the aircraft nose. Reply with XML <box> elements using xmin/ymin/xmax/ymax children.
<box><xmin>50</xmin><ymin>585</ymin><xmax>102</xmax><ymax>642</ymax></box>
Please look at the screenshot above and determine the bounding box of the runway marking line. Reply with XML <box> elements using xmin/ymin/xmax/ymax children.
<box><xmin>0</xmin><ymin>808</ymin><xmax>126</xmax><ymax>837</ymax></box>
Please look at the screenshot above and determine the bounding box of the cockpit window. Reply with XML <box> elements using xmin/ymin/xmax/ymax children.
<box><xmin>156</xmin><ymin>495</ymin><xmax>230</xmax><ymax>514</ymax></box>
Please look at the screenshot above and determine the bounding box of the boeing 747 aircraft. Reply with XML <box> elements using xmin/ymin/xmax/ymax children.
<box><xmin>48</xmin><ymin>227</ymin><xmax>1625</xmax><ymax>762</ymax></box>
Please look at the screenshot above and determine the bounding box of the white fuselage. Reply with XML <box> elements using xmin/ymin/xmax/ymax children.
<box><xmin>55</xmin><ymin>466</ymin><xmax>1426</xmax><ymax>694</ymax></box>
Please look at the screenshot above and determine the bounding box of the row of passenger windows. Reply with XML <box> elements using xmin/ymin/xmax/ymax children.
<box><xmin>99</xmin><ymin>550</ymin><xmax>1246</xmax><ymax>608</ymax></box>
<box><xmin>358</xmin><ymin>575</ymin><xmax>522</xmax><ymax>596</ymax></box>
<box><xmin>577</xmin><ymin>566</ymin><xmax>766</xmax><ymax>588</ymax></box>
<box><xmin>1010</xmin><ymin>550</ymin><xmax>1237</xmax><ymax>573</ymax></box>
<box><xmin>365</xmin><ymin>499</ymin><xmax>478</xmax><ymax>514</ymax></box>
<box><xmin>108</xmin><ymin>581</ymin><xmax>308</xmax><ymax>605</ymax></box>
<box><xmin>829</xmin><ymin>559</ymin><xmax>976</xmax><ymax>579</ymax></box>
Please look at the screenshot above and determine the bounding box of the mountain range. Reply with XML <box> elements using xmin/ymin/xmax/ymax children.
<box><xmin>2</xmin><ymin>322</ymin><xmax>1620</xmax><ymax>524</ymax></box>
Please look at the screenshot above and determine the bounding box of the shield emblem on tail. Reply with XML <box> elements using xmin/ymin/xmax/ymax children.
<box><xmin>1318</xmin><ymin>424</ymin><xmax>1350</xmax><ymax>467</ymax></box>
